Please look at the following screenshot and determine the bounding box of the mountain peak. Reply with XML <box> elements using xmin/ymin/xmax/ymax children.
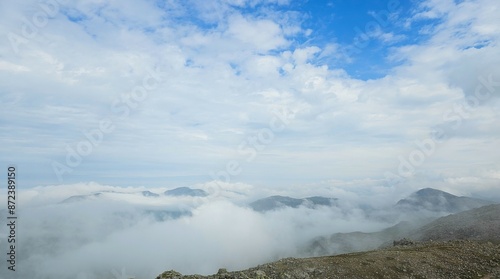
<box><xmin>413</xmin><ymin>188</ymin><xmax>456</xmax><ymax>198</ymax></box>
<box><xmin>164</xmin><ymin>187</ymin><xmax>208</xmax><ymax>197</ymax></box>
<box><xmin>396</xmin><ymin>188</ymin><xmax>494</xmax><ymax>213</ymax></box>
<box><xmin>141</xmin><ymin>190</ymin><xmax>160</xmax><ymax>197</ymax></box>
<box><xmin>60</xmin><ymin>193</ymin><xmax>102</xmax><ymax>203</ymax></box>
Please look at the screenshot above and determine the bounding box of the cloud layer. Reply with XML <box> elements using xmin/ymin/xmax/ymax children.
<box><xmin>0</xmin><ymin>182</ymin><xmax>431</xmax><ymax>279</ymax></box>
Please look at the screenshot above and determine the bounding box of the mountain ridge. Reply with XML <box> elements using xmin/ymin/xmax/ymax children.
<box><xmin>164</xmin><ymin>187</ymin><xmax>208</xmax><ymax>197</ymax></box>
<box><xmin>395</xmin><ymin>187</ymin><xmax>495</xmax><ymax>213</ymax></box>
<box><xmin>249</xmin><ymin>195</ymin><xmax>338</xmax><ymax>212</ymax></box>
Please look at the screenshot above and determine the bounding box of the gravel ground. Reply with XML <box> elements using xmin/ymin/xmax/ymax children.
<box><xmin>155</xmin><ymin>240</ymin><xmax>500</xmax><ymax>279</ymax></box>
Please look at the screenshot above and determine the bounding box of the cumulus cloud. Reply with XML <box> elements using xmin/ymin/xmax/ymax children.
<box><xmin>1</xmin><ymin>0</ymin><xmax>499</xmax><ymax>188</ymax></box>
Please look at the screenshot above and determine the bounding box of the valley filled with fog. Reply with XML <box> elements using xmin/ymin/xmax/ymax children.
<box><xmin>0</xmin><ymin>182</ymin><xmax>497</xmax><ymax>279</ymax></box>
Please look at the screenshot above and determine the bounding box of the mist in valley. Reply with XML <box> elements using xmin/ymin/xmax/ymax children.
<box><xmin>1</xmin><ymin>181</ymin><xmax>497</xmax><ymax>279</ymax></box>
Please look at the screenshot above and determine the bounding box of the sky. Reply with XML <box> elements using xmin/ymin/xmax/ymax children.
<box><xmin>1</xmin><ymin>0</ymin><xmax>500</xmax><ymax>197</ymax></box>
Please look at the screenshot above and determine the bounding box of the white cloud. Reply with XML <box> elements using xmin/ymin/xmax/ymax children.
<box><xmin>0</xmin><ymin>0</ymin><xmax>498</xmax><ymax>195</ymax></box>
<box><xmin>226</xmin><ymin>14</ymin><xmax>288</xmax><ymax>52</ymax></box>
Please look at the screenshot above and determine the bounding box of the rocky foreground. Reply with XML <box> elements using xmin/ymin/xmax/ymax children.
<box><xmin>156</xmin><ymin>240</ymin><xmax>500</xmax><ymax>279</ymax></box>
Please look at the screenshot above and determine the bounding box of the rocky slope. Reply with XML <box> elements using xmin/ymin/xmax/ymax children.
<box><xmin>411</xmin><ymin>203</ymin><xmax>500</xmax><ymax>243</ymax></box>
<box><xmin>155</xmin><ymin>240</ymin><xmax>500</xmax><ymax>279</ymax></box>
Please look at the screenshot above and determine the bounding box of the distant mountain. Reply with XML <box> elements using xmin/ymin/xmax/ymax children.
<box><xmin>60</xmin><ymin>193</ymin><xmax>102</xmax><ymax>203</ymax></box>
<box><xmin>143</xmin><ymin>209</ymin><xmax>192</xmax><ymax>221</ymax></box>
<box><xmin>60</xmin><ymin>190</ymin><xmax>161</xmax><ymax>203</ymax></box>
<box><xmin>59</xmin><ymin>187</ymin><xmax>209</xmax><ymax>204</ymax></box>
<box><xmin>164</xmin><ymin>187</ymin><xmax>208</xmax><ymax>197</ymax></box>
<box><xmin>411</xmin><ymin>203</ymin><xmax>500</xmax><ymax>243</ymax></box>
<box><xmin>140</xmin><ymin>190</ymin><xmax>160</xmax><ymax>197</ymax></box>
<box><xmin>395</xmin><ymin>188</ymin><xmax>495</xmax><ymax>213</ymax></box>
<box><xmin>249</xmin><ymin>195</ymin><xmax>338</xmax><ymax>212</ymax></box>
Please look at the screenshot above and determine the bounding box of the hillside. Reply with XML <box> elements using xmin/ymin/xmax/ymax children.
<box><xmin>155</xmin><ymin>240</ymin><xmax>500</xmax><ymax>279</ymax></box>
<box><xmin>308</xmin><ymin>221</ymin><xmax>418</xmax><ymax>256</ymax></box>
<box><xmin>306</xmin><ymin>188</ymin><xmax>498</xmax><ymax>256</ymax></box>
<box><xmin>412</xmin><ymin>203</ymin><xmax>500</xmax><ymax>243</ymax></box>
<box><xmin>309</xmin><ymin>203</ymin><xmax>500</xmax><ymax>256</ymax></box>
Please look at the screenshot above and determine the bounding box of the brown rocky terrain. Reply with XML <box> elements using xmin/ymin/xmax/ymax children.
<box><xmin>155</xmin><ymin>240</ymin><xmax>500</xmax><ymax>279</ymax></box>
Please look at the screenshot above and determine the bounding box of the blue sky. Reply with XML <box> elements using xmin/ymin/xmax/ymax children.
<box><xmin>296</xmin><ymin>0</ymin><xmax>410</xmax><ymax>78</ymax></box>
<box><xmin>1</xmin><ymin>0</ymin><xmax>500</xmax><ymax>198</ymax></box>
